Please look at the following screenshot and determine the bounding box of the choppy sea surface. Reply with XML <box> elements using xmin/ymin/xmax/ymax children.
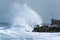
<box><xmin>0</xmin><ymin>0</ymin><xmax>60</xmax><ymax>40</ymax></box>
<box><xmin>0</xmin><ymin>24</ymin><xmax>60</xmax><ymax>40</ymax></box>
<box><xmin>0</xmin><ymin>32</ymin><xmax>60</xmax><ymax>40</ymax></box>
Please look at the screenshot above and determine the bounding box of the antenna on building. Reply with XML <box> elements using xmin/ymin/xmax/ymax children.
<box><xmin>52</xmin><ymin>13</ymin><xmax>54</xmax><ymax>20</ymax></box>
<box><xmin>51</xmin><ymin>12</ymin><xmax>54</xmax><ymax>25</ymax></box>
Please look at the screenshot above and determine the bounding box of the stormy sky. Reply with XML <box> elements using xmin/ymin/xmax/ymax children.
<box><xmin>0</xmin><ymin>0</ymin><xmax>60</xmax><ymax>24</ymax></box>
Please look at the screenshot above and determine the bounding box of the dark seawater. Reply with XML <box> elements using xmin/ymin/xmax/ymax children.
<box><xmin>0</xmin><ymin>33</ymin><xmax>33</xmax><ymax>40</ymax></box>
<box><xmin>0</xmin><ymin>23</ymin><xmax>11</xmax><ymax>29</ymax></box>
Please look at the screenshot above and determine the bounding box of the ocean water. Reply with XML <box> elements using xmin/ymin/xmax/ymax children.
<box><xmin>0</xmin><ymin>0</ymin><xmax>60</xmax><ymax>40</ymax></box>
<box><xmin>0</xmin><ymin>31</ymin><xmax>60</xmax><ymax>40</ymax></box>
<box><xmin>0</xmin><ymin>1</ymin><xmax>42</xmax><ymax>40</ymax></box>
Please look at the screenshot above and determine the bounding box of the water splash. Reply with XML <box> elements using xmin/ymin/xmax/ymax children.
<box><xmin>11</xmin><ymin>17</ymin><xmax>33</xmax><ymax>32</ymax></box>
<box><xmin>10</xmin><ymin>3</ymin><xmax>42</xmax><ymax>32</ymax></box>
<box><xmin>0</xmin><ymin>1</ymin><xmax>60</xmax><ymax>40</ymax></box>
<box><xmin>0</xmin><ymin>2</ymin><xmax>42</xmax><ymax>39</ymax></box>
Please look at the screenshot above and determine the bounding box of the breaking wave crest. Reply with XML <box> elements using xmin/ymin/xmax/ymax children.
<box><xmin>10</xmin><ymin>3</ymin><xmax>42</xmax><ymax>32</ymax></box>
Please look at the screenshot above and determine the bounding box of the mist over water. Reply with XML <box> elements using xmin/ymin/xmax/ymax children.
<box><xmin>0</xmin><ymin>1</ymin><xmax>42</xmax><ymax>37</ymax></box>
<box><xmin>0</xmin><ymin>0</ymin><xmax>60</xmax><ymax>40</ymax></box>
<box><xmin>10</xmin><ymin>3</ymin><xmax>42</xmax><ymax>32</ymax></box>
<box><xmin>0</xmin><ymin>1</ymin><xmax>43</xmax><ymax>40</ymax></box>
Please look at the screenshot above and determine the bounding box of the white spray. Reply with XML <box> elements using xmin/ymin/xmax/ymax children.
<box><xmin>10</xmin><ymin>3</ymin><xmax>42</xmax><ymax>32</ymax></box>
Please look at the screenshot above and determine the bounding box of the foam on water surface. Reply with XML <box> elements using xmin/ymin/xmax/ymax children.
<box><xmin>0</xmin><ymin>0</ymin><xmax>60</xmax><ymax>40</ymax></box>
